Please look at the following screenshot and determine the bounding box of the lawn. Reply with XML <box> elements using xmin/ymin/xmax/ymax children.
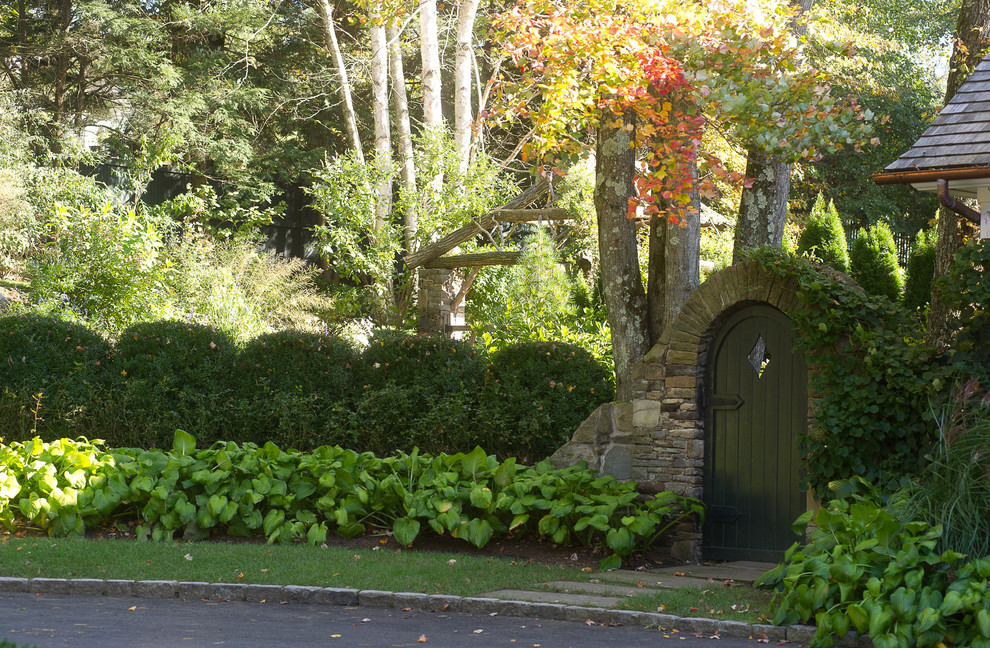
<box><xmin>0</xmin><ymin>533</ymin><xmax>774</xmax><ymax>623</ymax></box>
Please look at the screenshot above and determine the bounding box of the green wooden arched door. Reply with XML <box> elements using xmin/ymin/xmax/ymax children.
<box><xmin>702</xmin><ymin>304</ymin><xmax>807</xmax><ymax>561</ymax></box>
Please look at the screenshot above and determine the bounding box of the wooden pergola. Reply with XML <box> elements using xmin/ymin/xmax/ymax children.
<box><xmin>407</xmin><ymin>177</ymin><xmax>573</xmax><ymax>337</ymax></box>
<box><xmin>873</xmin><ymin>54</ymin><xmax>990</xmax><ymax>240</ymax></box>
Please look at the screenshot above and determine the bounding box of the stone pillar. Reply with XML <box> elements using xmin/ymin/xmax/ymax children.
<box><xmin>417</xmin><ymin>267</ymin><xmax>465</xmax><ymax>337</ymax></box>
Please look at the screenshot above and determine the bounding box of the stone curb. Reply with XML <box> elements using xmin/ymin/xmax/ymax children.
<box><xmin>0</xmin><ymin>576</ymin><xmax>869</xmax><ymax>646</ymax></box>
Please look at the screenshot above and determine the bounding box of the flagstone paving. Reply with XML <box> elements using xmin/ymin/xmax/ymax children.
<box><xmin>481</xmin><ymin>561</ymin><xmax>775</xmax><ymax>608</ymax></box>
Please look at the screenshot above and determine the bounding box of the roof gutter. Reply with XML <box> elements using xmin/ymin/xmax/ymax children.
<box><xmin>872</xmin><ymin>166</ymin><xmax>990</xmax><ymax>186</ymax></box>
<box><xmin>937</xmin><ymin>179</ymin><xmax>982</xmax><ymax>225</ymax></box>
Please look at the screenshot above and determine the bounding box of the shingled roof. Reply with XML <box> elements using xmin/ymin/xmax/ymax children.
<box><xmin>873</xmin><ymin>54</ymin><xmax>990</xmax><ymax>199</ymax></box>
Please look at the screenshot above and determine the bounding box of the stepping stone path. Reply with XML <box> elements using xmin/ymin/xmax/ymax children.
<box><xmin>482</xmin><ymin>561</ymin><xmax>774</xmax><ymax>609</ymax></box>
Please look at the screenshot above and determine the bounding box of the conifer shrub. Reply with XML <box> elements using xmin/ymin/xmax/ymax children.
<box><xmin>796</xmin><ymin>194</ymin><xmax>850</xmax><ymax>272</ymax></box>
<box><xmin>478</xmin><ymin>341</ymin><xmax>614</xmax><ymax>462</ymax></box>
<box><xmin>0</xmin><ymin>314</ymin><xmax>111</xmax><ymax>441</ymax></box>
<box><xmin>230</xmin><ymin>331</ymin><xmax>359</xmax><ymax>449</ymax></box>
<box><xmin>849</xmin><ymin>221</ymin><xmax>904</xmax><ymax>302</ymax></box>
<box><xmin>108</xmin><ymin>321</ymin><xmax>236</xmax><ymax>448</ymax></box>
<box><xmin>902</xmin><ymin>227</ymin><xmax>936</xmax><ymax>315</ymax></box>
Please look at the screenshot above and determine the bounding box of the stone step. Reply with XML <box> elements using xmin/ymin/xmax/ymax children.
<box><xmin>649</xmin><ymin>562</ymin><xmax>775</xmax><ymax>585</ymax></box>
<box><xmin>482</xmin><ymin>588</ymin><xmax>621</xmax><ymax>608</ymax></box>
<box><xmin>540</xmin><ymin>580</ymin><xmax>667</xmax><ymax>598</ymax></box>
<box><xmin>593</xmin><ymin>570</ymin><xmax>718</xmax><ymax>590</ymax></box>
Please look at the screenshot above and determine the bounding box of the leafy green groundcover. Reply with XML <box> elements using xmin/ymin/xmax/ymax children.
<box><xmin>757</xmin><ymin>481</ymin><xmax>990</xmax><ymax>648</ymax></box>
<box><xmin>0</xmin><ymin>432</ymin><xmax>703</xmax><ymax>570</ymax></box>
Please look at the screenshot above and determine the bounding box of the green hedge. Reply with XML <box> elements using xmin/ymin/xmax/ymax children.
<box><xmin>230</xmin><ymin>330</ymin><xmax>359</xmax><ymax>449</ymax></box>
<box><xmin>0</xmin><ymin>319</ymin><xmax>610</xmax><ymax>461</ymax></box>
<box><xmin>0</xmin><ymin>314</ymin><xmax>111</xmax><ymax>440</ymax></box>
<box><xmin>108</xmin><ymin>321</ymin><xmax>237</xmax><ymax>449</ymax></box>
<box><xmin>479</xmin><ymin>341</ymin><xmax>614</xmax><ymax>462</ymax></box>
<box><xmin>352</xmin><ymin>330</ymin><xmax>487</xmax><ymax>455</ymax></box>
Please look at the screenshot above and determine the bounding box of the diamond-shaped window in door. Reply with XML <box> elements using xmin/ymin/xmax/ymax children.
<box><xmin>747</xmin><ymin>335</ymin><xmax>772</xmax><ymax>378</ymax></box>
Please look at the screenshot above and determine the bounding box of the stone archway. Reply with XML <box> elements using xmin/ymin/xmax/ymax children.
<box><xmin>550</xmin><ymin>259</ymin><xmax>813</xmax><ymax>561</ymax></box>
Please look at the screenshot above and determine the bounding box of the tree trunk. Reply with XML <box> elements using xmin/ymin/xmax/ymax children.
<box><xmin>595</xmin><ymin>114</ymin><xmax>650</xmax><ymax>401</ymax></box>
<box><xmin>420</xmin><ymin>0</ymin><xmax>443</xmax><ymax>130</ymax></box>
<box><xmin>649</xmin><ymin>181</ymin><xmax>701</xmax><ymax>343</ymax></box>
<box><xmin>312</xmin><ymin>0</ymin><xmax>364</xmax><ymax>162</ymax></box>
<box><xmin>732</xmin><ymin>149</ymin><xmax>791</xmax><ymax>263</ymax></box>
<box><xmin>927</xmin><ymin>0</ymin><xmax>990</xmax><ymax>349</ymax></box>
<box><xmin>454</xmin><ymin>0</ymin><xmax>480</xmax><ymax>173</ymax></box>
<box><xmin>388</xmin><ymin>24</ymin><xmax>418</xmax><ymax>253</ymax></box>
<box><xmin>731</xmin><ymin>0</ymin><xmax>812</xmax><ymax>264</ymax></box>
<box><xmin>369</xmin><ymin>18</ymin><xmax>392</xmax><ymax>230</ymax></box>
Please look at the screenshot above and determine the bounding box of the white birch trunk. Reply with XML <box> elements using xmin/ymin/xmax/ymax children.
<box><xmin>420</xmin><ymin>0</ymin><xmax>443</xmax><ymax>130</ymax></box>
<box><xmin>454</xmin><ymin>0</ymin><xmax>480</xmax><ymax>174</ymax></box>
<box><xmin>388</xmin><ymin>24</ymin><xmax>418</xmax><ymax>253</ymax></box>
<box><xmin>369</xmin><ymin>17</ymin><xmax>392</xmax><ymax>231</ymax></box>
<box><xmin>312</xmin><ymin>0</ymin><xmax>364</xmax><ymax>162</ymax></box>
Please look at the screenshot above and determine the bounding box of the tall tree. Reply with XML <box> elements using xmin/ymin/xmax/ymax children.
<box><xmin>454</xmin><ymin>0</ymin><xmax>482</xmax><ymax>173</ymax></box>
<box><xmin>311</xmin><ymin>0</ymin><xmax>366</xmax><ymax>163</ymax></box>
<box><xmin>595</xmin><ymin>114</ymin><xmax>650</xmax><ymax>399</ymax></box>
<box><xmin>496</xmin><ymin>0</ymin><xmax>873</xmax><ymax>393</ymax></box>
<box><xmin>731</xmin><ymin>0</ymin><xmax>813</xmax><ymax>264</ymax></box>
<box><xmin>388</xmin><ymin>23</ymin><xmax>418</xmax><ymax>253</ymax></box>
<box><xmin>420</xmin><ymin>0</ymin><xmax>444</xmax><ymax>130</ymax></box>
<box><xmin>928</xmin><ymin>0</ymin><xmax>990</xmax><ymax>349</ymax></box>
<box><xmin>369</xmin><ymin>10</ymin><xmax>393</xmax><ymax>229</ymax></box>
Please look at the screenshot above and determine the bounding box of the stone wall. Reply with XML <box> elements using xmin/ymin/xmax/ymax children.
<box><xmin>550</xmin><ymin>260</ymin><xmax>810</xmax><ymax>562</ymax></box>
<box><xmin>416</xmin><ymin>268</ymin><xmax>466</xmax><ymax>337</ymax></box>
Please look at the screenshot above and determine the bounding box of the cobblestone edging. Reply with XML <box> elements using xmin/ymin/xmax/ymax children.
<box><xmin>0</xmin><ymin>576</ymin><xmax>870</xmax><ymax>647</ymax></box>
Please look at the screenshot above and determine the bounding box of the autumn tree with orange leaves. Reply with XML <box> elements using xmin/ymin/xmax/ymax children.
<box><xmin>494</xmin><ymin>0</ymin><xmax>878</xmax><ymax>397</ymax></box>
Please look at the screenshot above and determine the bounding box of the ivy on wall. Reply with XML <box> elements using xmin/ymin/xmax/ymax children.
<box><xmin>747</xmin><ymin>248</ymin><xmax>947</xmax><ymax>497</ymax></box>
<box><xmin>942</xmin><ymin>241</ymin><xmax>990</xmax><ymax>387</ymax></box>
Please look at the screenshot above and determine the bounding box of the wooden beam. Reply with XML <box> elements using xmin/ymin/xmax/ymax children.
<box><xmin>404</xmin><ymin>178</ymin><xmax>552</xmax><ymax>270</ymax></box>
<box><xmin>492</xmin><ymin>207</ymin><xmax>570</xmax><ymax>223</ymax></box>
<box><xmin>424</xmin><ymin>251</ymin><xmax>521</xmax><ymax>268</ymax></box>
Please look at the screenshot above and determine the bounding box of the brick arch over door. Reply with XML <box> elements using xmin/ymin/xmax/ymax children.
<box><xmin>549</xmin><ymin>260</ymin><xmax>813</xmax><ymax>562</ymax></box>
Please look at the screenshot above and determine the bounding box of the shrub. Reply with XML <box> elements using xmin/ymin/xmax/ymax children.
<box><xmin>26</xmin><ymin>203</ymin><xmax>170</xmax><ymax>333</ymax></box>
<box><xmin>796</xmin><ymin>193</ymin><xmax>849</xmax><ymax>272</ymax></box>
<box><xmin>353</xmin><ymin>330</ymin><xmax>486</xmax><ymax>455</ymax></box>
<box><xmin>108</xmin><ymin>321</ymin><xmax>236</xmax><ymax>448</ymax></box>
<box><xmin>479</xmin><ymin>341</ymin><xmax>614</xmax><ymax>462</ymax></box>
<box><xmin>748</xmin><ymin>248</ymin><xmax>941</xmax><ymax>496</ymax></box>
<box><xmin>230</xmin><ymin>331</ymin><xmax>359</xmax><ymax>449</ymax></box>
<box><xmin>849</xmin><ymin>221</ymin><xmax>905</xmax><ymax>302</ymax></box>
<box><xmin>165</xmin><ymin>233</ymin><xmax>327</xmax><ymax>343</ymax></box>
<box><xmin>902</xmin><ymin>227</ymin><xmax>936</xmax><ymax>314</ymax></box>
<box><xmin>0</xmin><ymin>314</ymin><xmax>111</xmax><ymax>441</ymax></box>
<box><xmin>469</xmin><ymin>230</ymin><xmax>613</xmax><ymax>372</ymax></box>
<box><xmin>942</xmin><ymin>240</ymin><xmax>990</xmax><ymax>385</ymax></box>
<box><xmin>0</xmin><ymin>169</ymin><xmax>39</xmax><ymax>277</ymax></box>
<box><xmin>894</xmin><ymin>380</ymin><xmax>990</xmax><ymax>558</ymax></box>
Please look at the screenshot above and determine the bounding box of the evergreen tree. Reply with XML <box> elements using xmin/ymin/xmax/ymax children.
<box><xmin>796</xmin><ymin>193</ymin><xmax>850</xmax><ymax>272</ymax></box>
<box><xmin>849</xmin><ymin>221</ymin><xmax>905</xmax><ymax>302</ymax></box>
<box><xmin>902</xmin><ymin>227</ymin><xmax>936</xmax><ymax>314</ymax></box>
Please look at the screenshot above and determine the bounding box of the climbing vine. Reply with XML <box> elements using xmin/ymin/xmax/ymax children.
<box><xmin>941</xmin><ymin>240</ymin><xmax>990</xmax><ymax>386</ymax></box>
<box><xmin>748</xmin><ymin>249</ymin><xmax>946</xmax><ymax>497</ymax></box>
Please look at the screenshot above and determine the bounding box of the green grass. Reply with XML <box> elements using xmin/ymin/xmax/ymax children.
<box><xmin>0</xmin><ymin>535</ymin><xmax>588</xmax><ymax>597</ymax></box>
<box><xmin>0</xmin><ymin>535</ymin><xmax>774</xmax><ymax>622</ymax></box>
<box><xmin>613</xmin><ymin>582</ymin><xmax>774</xmax><ymax>624</ymax></box>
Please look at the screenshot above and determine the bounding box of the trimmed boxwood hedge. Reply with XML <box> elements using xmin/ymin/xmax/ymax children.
<box><xmin>108</xmin><ymin>320</ymin><xmax>237</xmax><ymax>449</ymax></box>
<box><xmin>230</xmin><ymin>330</ymin><xmax>359</xmax><ymax>449</ymax></box>
<box><xmin>478</xmin><ymin>341</ymin><xmax>615</xmax><ymax>462</ymax></box>
<box><xmin>0</xmin><ymin>313</ymin><xmax>111</xmax><ymax>441</ymax></box>
<box><xmin>0</xmin><ymin>318</ymin><xmax>612</xmax><ymax>461</ymax></box>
